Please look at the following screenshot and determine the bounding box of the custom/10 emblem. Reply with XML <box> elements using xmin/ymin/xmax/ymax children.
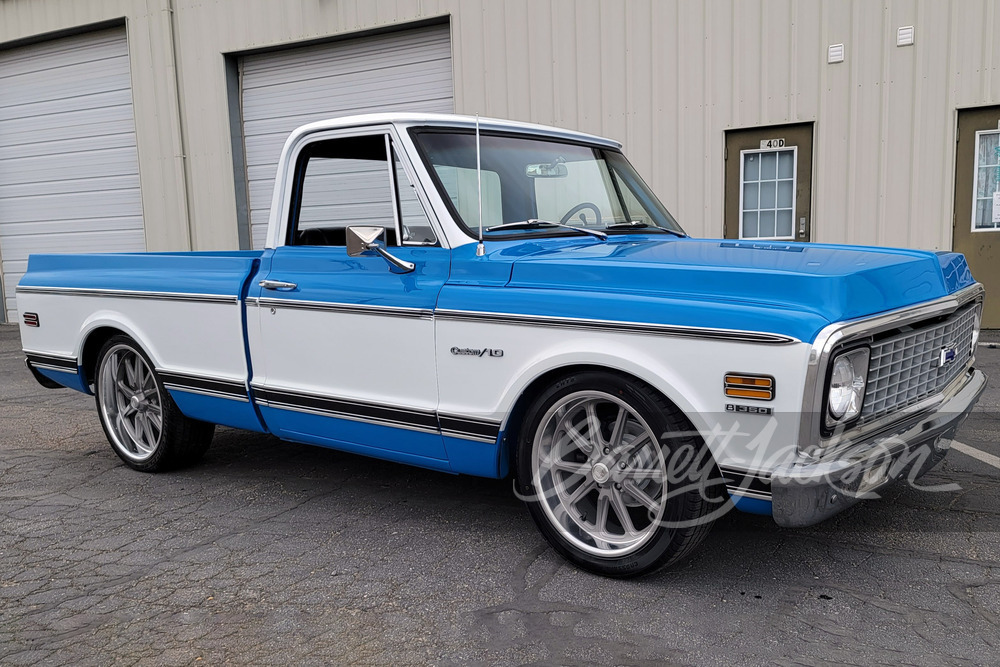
<box><xmin>450</xmin><ymin>346</ymin><xmax>504</xmax><ymax>358</ymax></box>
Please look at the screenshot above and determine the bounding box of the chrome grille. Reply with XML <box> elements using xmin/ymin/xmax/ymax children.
<box><xmin>860</xmin><ymin>305</ymin><xmax>977</xmax><ymax>422</ymax></box>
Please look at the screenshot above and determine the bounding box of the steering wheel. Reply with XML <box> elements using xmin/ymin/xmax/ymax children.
<box><xmin>560</xmin><ymin>202</ymin><xmax>602</xmax><ymax>227</ymax></box>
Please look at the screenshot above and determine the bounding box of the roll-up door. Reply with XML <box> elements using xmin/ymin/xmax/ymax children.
<box><xmin>0</xmin><ymin>28</ymin><xmax>145</xmax><ymax>322</ymax></box>
<box><xmin>240</xmin><ymin>24</ymin><xmax>453</xmax><ymax>249</ymax></box>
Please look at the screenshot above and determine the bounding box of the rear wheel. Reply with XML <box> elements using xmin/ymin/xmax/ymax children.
<box><xmin>515</xmin><ymin>371</ymin><xmax>722</xmax><ymax>577</ymax></box>
<box><xmin>94</xmin><ymin>335</ymin><xmax>213</xmax><ymax>471</ymax></box>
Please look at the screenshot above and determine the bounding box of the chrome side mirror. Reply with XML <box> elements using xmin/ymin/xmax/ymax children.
<box><xmin>346</xmin><ymin>226</ymin><xmax>415</xmax><ymax>274</ymax></box>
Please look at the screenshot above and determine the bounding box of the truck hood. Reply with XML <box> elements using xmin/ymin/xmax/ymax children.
<box><xmin>494</xmin><ymin>236</ymin><xmax>975</xmax><ymax>341</ymax></box>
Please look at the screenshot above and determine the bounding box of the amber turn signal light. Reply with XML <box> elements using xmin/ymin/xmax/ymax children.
<box><xmin>724</xmin><ymin>374</ymin><xmax>774</xmax><ymax>400</ymax></box>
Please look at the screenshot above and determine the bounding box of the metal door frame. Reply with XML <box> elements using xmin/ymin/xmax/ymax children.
<box><xmin>737</xmin><ymin>145</ymin><xmax>799</xmax><ymax>241</ymax></box>
<box><xmin>953</xmin><ymin>106</ymin><xmax>1000</xmax><ymax>328</ymax></box>
<box><xmin>724</xmin><ymin>122</ymin><xmax>814</xmax><ymax>242</ymax></box>
<box><xmin>970</xmin><ymin>127</ymin><xmax>1000</xmax><ymax>234</ymax></box>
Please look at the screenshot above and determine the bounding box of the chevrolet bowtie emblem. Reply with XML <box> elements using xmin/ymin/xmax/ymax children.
<box><xmin>938</xmin><ymin>346</ymin><xmax>957</xmax><ymax>367</ymax></box>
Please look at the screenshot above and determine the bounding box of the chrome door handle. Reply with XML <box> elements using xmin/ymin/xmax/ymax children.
<box><xmin>258</xmin><ymin>279</ymin><xmax>298</xmax><ymax>291</ymax></box>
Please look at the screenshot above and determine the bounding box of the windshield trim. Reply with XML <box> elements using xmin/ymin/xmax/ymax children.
<box><xmin>408</xmin><ymin>127</ymin><xmax>685</xmax><ymax>242</ymax></box>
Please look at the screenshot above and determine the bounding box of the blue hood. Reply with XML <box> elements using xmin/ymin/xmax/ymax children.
<box><xmin>465</xmin><ymin>236</ymin><xmax>975</xmax><ymax>343</ymax></box>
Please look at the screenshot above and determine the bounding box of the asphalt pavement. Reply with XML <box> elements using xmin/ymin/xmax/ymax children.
<box><xmin>1</xmin><ymin>323</ymin><xmax>999</xmax><ymax>666</ymax></box>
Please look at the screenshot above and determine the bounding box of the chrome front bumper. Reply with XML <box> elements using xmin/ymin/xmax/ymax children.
<box><xmin>771</xmin><ymin>368</ymin><xmax>987</xmax><ymax>528</ymax></box>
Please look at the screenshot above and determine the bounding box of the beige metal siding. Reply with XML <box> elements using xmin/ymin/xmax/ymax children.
<box><xmin>1</xmin><ymin>0</ymin><xmax>999</xmax><ymax>253</ymax></box>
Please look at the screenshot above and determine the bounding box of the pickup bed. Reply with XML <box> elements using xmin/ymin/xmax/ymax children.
<box><xmin>17</xmin><ymin>113</ymin><xmax>987</xmax><ymax>576</ymax></box>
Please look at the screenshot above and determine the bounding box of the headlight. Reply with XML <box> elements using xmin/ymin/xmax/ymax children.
<box><xmin>826</xmin><ymin>348</ymin><xmax>870</xmax><ymax>427</ymax></box>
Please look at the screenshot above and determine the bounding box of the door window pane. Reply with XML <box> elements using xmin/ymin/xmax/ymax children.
<box><xmin>777</xmin><ymin>151</ymin><xmax>794</xmax><ymax>179</ymax></box>
<box><xmin>393</xmin><ymin>151</ymin><xmax>437</xmax><ymax>244</ymax></box>
<box><xmin>777</xmin><ymin>180</ymin><xmax>793</xmax><ymax>208</ymax></box>
<box><xmin>973</xmin><ymin>130</ymin><xmax>1000</xmax><ymax>230</ymax></box>
<box><xmin>760</xmin><ymin>152</ymin><xmax>777</xmax><ymax>179</ymax></box>
<box><xmin>741</xmin><ymin>148</ymin><xmax>795</xmax><ymax>240</ymax></box>
<box><xmin>292</xmin><ymin>135</ymin><xmax>395</xmax><ymax>246</ymax></box>
<box><xmin>776</xmin><ymin>209</ymin><xmax>793</xmax><ymax>237</ymax></box>
<box><xmin>759</xmin><ymin>210</ymin><xmax>776</xmax><ymax>237</ymax></box>
<box><xmin>759</xmin><ymin>181</ymin><xmax>776</xmax><ymax>208</ymax></box>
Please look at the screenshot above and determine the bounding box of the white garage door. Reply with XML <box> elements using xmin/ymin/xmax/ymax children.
<box><xmin>0</xmin><ymin>28</ymin><xmax>145</xmax><ymax>322</ymax></box>
<box><xmin>241</xmin><ymin>24</ymin><xmax>453</xmax><ymax>249</ymax></box>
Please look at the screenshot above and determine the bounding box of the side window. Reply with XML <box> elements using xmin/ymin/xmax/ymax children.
<box><xmin>393</xmin><ymin>150</ymin><xmax>437</xmax><ymax>244</ymax></box>
<box><xmin>290</xmin><ymin>134</ymin><xmax>431</xmax><ymax>247</ymax></box>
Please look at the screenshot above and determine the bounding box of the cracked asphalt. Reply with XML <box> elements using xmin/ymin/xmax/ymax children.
<box><xmin>2</xmin><ymin>323</ymin><xmax>999</xmax><ymax>666</ymax></box>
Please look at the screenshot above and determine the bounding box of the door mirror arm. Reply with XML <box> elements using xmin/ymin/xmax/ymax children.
<box><xmin>346</xmin><ymin>226</ymin><xmax>415</xmax><ymax>274</ymax></box>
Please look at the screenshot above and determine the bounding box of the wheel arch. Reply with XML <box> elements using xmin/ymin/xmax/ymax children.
<box><xmin>78</xmin><ymin>318</ymin><xmax>161</xmax><ymax>389</ymax></box>
<box><xmin>499</xmin><ymin>362</ymin><xmax>713</xmax><ymax>481</ymax></box>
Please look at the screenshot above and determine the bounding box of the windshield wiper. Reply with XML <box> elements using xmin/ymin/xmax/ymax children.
<box><xmin>486</xmin><ymin>219</ymin><xmax>608</xmax><ymax>241</ymax></box>
<box><xmin>604</xmin><ymin>221</ymin><xmax>685</xmax><ymax>237</ymax></box>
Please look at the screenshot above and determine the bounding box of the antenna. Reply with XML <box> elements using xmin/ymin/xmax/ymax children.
<box><xmin>475</xmin><ymin>114</ymin><xmax>485</xmax><ymax>257</ymax></box>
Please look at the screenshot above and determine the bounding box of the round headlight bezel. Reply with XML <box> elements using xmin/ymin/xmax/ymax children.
<box><xmin>824</xmin><ymin>347</ymin><xmax>871</xmax><ymax>430</ymax></box>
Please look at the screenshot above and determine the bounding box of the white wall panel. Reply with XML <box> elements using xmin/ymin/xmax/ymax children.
<box><xmin>0</xmin><ymin>27</ymin><xmax>144</xmax><ymax>321</ymax></box>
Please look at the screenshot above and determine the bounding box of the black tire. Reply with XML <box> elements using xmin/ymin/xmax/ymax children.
<box><xmin>514</xmin><ymin>370</ymin><xmax>724</xmax><ymax>577</ymax></box>
<box><xmin>93</xmin><ymin>334</ymin><xmax>214</xmax><ymax>472</ymax></box>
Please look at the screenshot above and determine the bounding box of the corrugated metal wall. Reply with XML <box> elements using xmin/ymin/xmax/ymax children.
<box><xmin>240</xmin><ymin>24</ymin><xmax>453</xmax><ymax>248</ymax></box>
<box><xmin>0</xmin><ymin>27</ymin><xmax>145</xmax><ymax>321</ymax></box>
<box><xmin>1</xmin><ymin>0</ymin><xmax>1000</xmax><ymax>255</ymax></box>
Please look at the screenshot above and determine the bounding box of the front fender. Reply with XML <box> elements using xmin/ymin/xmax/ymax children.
<box><xmin>435</xmin><ymin>323</ymin><xmax>813</xmax><ymax>472</ymax></box>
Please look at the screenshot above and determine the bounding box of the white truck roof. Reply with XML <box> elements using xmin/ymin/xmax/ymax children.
<box><xmin>284</xmin><ymin>112</ymin><xmax>623</xmax><ymax>150</ymax></box>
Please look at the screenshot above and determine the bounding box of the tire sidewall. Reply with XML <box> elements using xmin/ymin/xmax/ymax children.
<box><xmin>515</xmin><ymin>370</ymin><xmax>715</xmax><ymax>577</ymax></box>
<box><xmin>94</xmin><ymin>335</ymin><xmax>170</xmax><ymax>471</ymax></box>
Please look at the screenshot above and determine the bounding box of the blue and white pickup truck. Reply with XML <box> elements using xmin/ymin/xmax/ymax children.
<box><xmin>17</xmin><ymin>113</ymin><xmax>986</xmax><ymax>576</ymax></box>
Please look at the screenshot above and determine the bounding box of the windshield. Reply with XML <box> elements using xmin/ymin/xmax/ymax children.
<box><xmin>410</xmin><ymin>129</ymin><xmax>685</xmax><ymax>238</ymax></box>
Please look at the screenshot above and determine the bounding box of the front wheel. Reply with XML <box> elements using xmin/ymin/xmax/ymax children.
<box><xmin>515</xmin><ymin>371</ymin><xmax>723</xmax><ymax>577</ymax></box>
<box><xmin>94</xmin><ymin>335</ymin><xmax>214</xmax><ymax>472</ymax></box>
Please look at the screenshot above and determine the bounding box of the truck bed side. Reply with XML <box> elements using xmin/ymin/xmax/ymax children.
<box><xmin>17</xmin><ymin>251</ymin><xmax>266</xmax><ymax>432</ymax></box>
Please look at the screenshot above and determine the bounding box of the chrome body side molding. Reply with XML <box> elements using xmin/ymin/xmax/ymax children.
<box><xmin>16</xmin><ymin>285</ymin><xmax>239</xmax><ymax>305</ymax></box>
<box><xmin>250</xmin><ymin>297</ymin><xmax>434</xmax><ymax>320</ymax></box>
<box><xmin>435</xmin><ymin>310</ymin><xmax>798</xmax><ymax>345</ymax></box>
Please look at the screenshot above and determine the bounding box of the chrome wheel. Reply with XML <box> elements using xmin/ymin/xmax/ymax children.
<box><xmin>97</xmin><ymin>343</ymin><xmax>163</xmax><ymax>463</ymax></box>
<box><xmin>531</xmin><ymin>390</ymin><xmax>667</xmax><ymax>558</ymax></box>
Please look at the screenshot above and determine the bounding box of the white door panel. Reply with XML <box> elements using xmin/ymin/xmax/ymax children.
<box><xmin>252</xmin><ymin>307</ymin><xmax>438</xmax><ymax>411</ymax></box>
